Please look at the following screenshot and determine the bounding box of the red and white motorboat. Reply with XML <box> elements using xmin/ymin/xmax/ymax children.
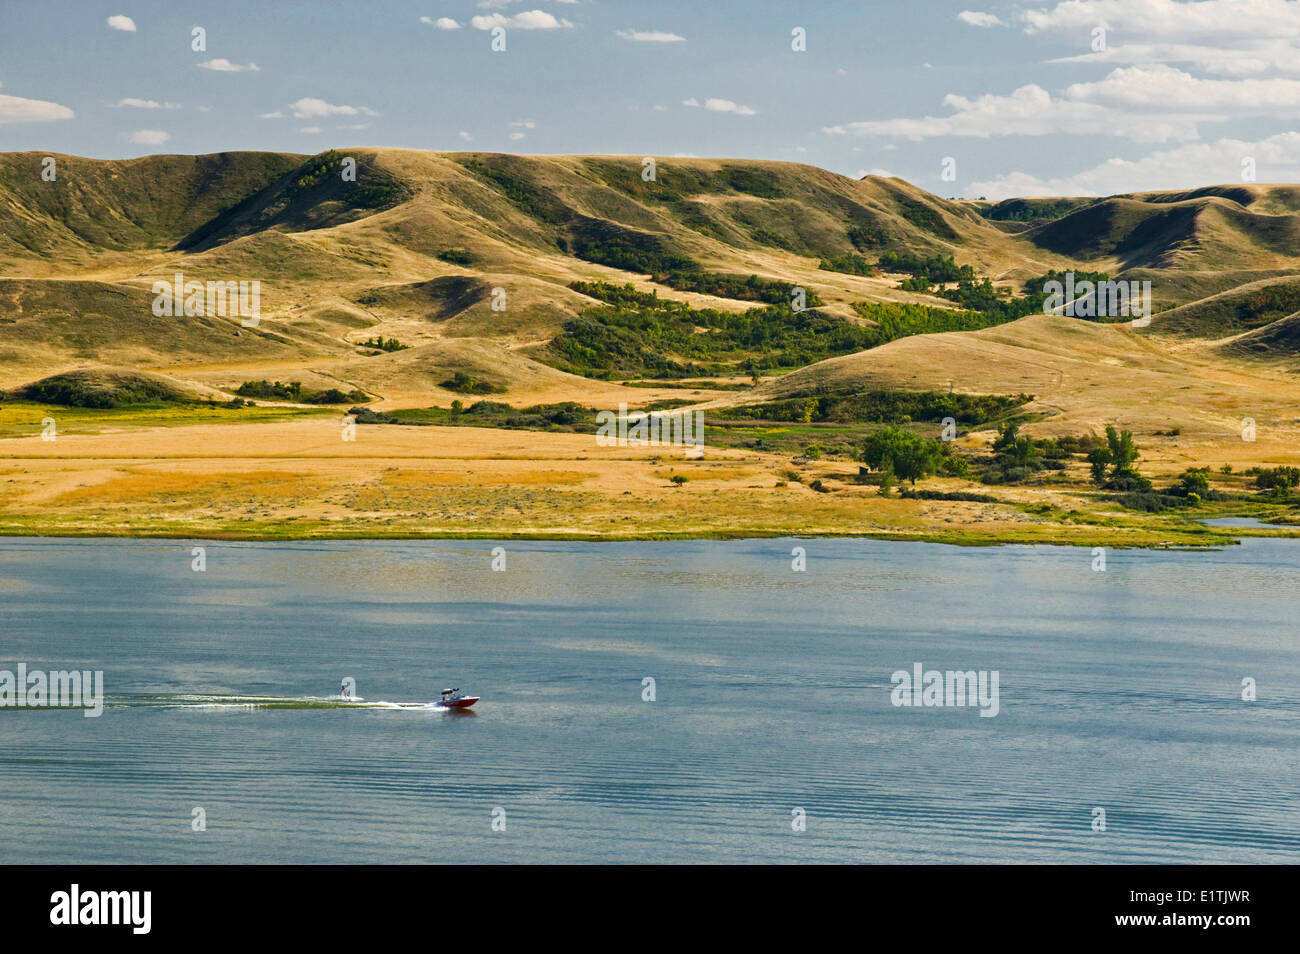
<box><xmin>436</xmin><ymin>687</ymin><xmax>479</xmax><ymax>709</ymax></box>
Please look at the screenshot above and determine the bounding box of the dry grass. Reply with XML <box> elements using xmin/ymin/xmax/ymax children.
<box><xmin>2</xmin><ymin>412</ymin><xmax>1294</xmax><ymax>546</ymax></box>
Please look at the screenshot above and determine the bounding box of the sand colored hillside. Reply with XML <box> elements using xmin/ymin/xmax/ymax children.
<box><xmin>5</xmin><ymin>148</ymin><xmax>1300</xmax><ymax>410</ymax></box>
<box><xmin>704</xmin><ymin>313</ymin><xmax>1300</xmax><ymax>467</ymax></box>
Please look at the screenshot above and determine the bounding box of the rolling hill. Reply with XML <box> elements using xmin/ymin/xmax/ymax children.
<box><xmin>2</xmin><ymin>147</ymin><xmax>1299</xmax><ymax>422</ymax></box>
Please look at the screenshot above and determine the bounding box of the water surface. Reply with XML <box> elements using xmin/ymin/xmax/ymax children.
<box><xmin>1</xmin><ymin>537</ymin><xmax>1297</xmax><ymax>863</ymax></box>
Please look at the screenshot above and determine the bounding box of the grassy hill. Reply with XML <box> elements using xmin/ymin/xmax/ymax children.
<box><xmin>0</xmin><ymin>151</ymin><xmax>303</xmax><ymax>264</ymax></box>
<box><xmin>3</xmin><ymin>147</ymin><xmax>1300</xmax><ymax>417</ymax></box>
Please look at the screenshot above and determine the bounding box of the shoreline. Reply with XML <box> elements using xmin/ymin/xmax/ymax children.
<box><xmin>5</xmin><ymin>410</ymin><xmax>1298</xmax><ymax>552</ymax></box>
<box><xmin>4</xmin><ymin>519</ymin><xmax>1296</xmax><ymax>549</ymax></box>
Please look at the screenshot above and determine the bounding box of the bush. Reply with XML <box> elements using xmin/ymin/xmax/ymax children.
<box><xmin>438</xmin><ymin>249</ymin><xmax>475</xmax><ymax>266</ymax></box>
<box><xmin>1255</xmin><ymin>466</ymin><xmax>1300</xmax><ymax>491</ymax></box>
<box><xmin>442</xmin><ymin>371</ymin><xmax>506</xmax><ymax>395</ymax></box>
<box><xmin>1177</xmin><ymin>467</ymin><xmax>1211</xmax><ymax>496</ymax></box>
<box><xmin>237</xmin><ymin>380</ymin><xmax>301</xmax><ymax>400</ymax></box>
<box><xmin>818</xmin><ymin>254</ymin><xmax>876</xmax><ymax>276</ymax></box>
<box><xmin>21</xmin><ymin>374</ymin><xmax>184</xmax><ymax>408</ymax></box>
<box><xmin>304</xmin><ymin>388</ymin><xmax>368</xmax><ymax>405</ymax></box>
<box><xmin>861</xmin><ymin>426</ymin><xmax>944</xmax><ymax>485</ymax></box>
<box><xmin>715</xmin><ymin>388</ymin><xmax>1030</xmax><ymax>427</ymax></box>
<box><xmin>359</xmin><ymin>336</ymin><xmax>409</xmax><ymax>353</ymax></box>
<box><xmin>900</xmin><ymin>489</ymin><xmax>998</xmax><ymax>503</ymax></box>
<box><xmin>996</xmin><ymin>466</ymin><xmax>1034</xmax><ymax>484</ymax></box>
<box><xmin>1103</xmin><ymin>473</ymin><xmax>1154</xmax><ymax>492</ymax></box>
<box><xmin>1109</xmin><ymin>492</ymin><xmax>1184</xmax><ymax>512</ymax></box>
<box><xmin>653</xmin><ymin>271</ymin><xmax>822</xmax><ymax>307</ymax></box>
<box><xmin>877</xmin><ymin>252</ymin><xmax>974</xmax><ymax>284</ymax></box>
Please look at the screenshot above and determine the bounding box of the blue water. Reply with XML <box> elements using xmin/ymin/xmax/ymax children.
<box><xmin>1</xmin><ymin>537</ymin><xmax>1297</xmax><ymax>863</ymax></box>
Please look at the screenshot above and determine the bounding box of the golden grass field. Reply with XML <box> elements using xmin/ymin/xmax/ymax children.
<box><xmin>1</xmin><ymin>399</ymin><xmax>1297</xmax><ymax>547</ymax></box>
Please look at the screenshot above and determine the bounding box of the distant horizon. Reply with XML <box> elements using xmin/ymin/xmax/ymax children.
<box><xmin>4</xmin><ymin>145</ymin><xmax>1293</xmax><ymax>203</ymax></box>
<box><xmin>3</xmin><ymin>1</ymin><xmax>1300</xmax><ymax>200</ymax></box>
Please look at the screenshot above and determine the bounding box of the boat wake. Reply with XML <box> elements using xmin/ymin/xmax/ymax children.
<box><xmin>105</xmin><ymin>694</ymin><xmax>459</xmax><ymax>712</ymax></box>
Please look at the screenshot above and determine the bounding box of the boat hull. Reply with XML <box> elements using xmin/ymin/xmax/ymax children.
<box><xmin>437</xmin><ymin>696</ymin><xmax>479</xmax><ymax>709</ymax></box>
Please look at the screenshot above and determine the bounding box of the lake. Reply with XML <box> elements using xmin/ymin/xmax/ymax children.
<box><xmin>1</xmin><ymin>537</ymin><xmax>1297</xmax><ymax>863</ymax></box>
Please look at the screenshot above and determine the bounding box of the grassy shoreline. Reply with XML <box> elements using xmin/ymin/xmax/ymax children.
<box><xmin>2</xmin><ymin>512</ymin><xmax>1292</xmax><ymax>548</ymax></box>
<box><xmin>4</xmin><ymin>402</ymin><xmax>1298</xmax><ymax>551</ymax></box>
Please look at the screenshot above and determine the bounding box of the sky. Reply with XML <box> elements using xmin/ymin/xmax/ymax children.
<box><xmin>1</xmin><ymin>0</ymin><xmax>1299</xmax><ymax>199</ymax></box>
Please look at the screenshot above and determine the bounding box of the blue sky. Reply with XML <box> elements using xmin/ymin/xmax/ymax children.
<box><xmin>2</xmin><ymin>0</ymin><xmax>1299</xmax><ymax>198</ymax></box>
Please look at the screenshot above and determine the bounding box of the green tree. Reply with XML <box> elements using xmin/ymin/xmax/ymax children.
<box><xmin>1105</xmin><ymin>425</ymin><xmax>1139</xmax><ymax>475</ymax></box>
<box><xmin>1178</xmin><ymin>467</ymin><xmax>1210</xmax><ymax>496</ymax></box>
<box><xmin>861</xmin><ymin>425</ymin><xmax>943</xmax><ymax>485</ymax></box>
<box><xmin>877</xmin><ymin>463</ymin><xmax>895</xmax><ymax>497</ymax></box>
<box><xmin>1087</xmin><ymin>447</ymin><xmax>1112</xmax><ymax>484</ymax></box>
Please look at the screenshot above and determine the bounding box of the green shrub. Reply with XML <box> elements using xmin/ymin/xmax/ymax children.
<box><xmin>441</xmin><ymin>371</ymin><xmax>506</xmax><ymax>395</ymax></box>
<box><xmin>861</xmin><ymin>425</ymin><xmax>944</xmax><ymax>485</ymax></box>
<box><xmin>818</xmin><ymin>254</ymin><xmax>876</xmax><ymax>276</ymax></box>
<box><xmin>438</xmin><ymin>248</ymin><xmax>475</xmax><ymax>266</ymax></box>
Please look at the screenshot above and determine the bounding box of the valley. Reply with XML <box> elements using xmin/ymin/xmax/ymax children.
<box><xmin>2</xmin><ymin>149</ymin><xmax>1299</xmax><ymax>545</ymax></box>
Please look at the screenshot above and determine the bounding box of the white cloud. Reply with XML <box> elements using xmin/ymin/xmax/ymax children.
<box><xmin>825</xmin><ymin>84</ymin><xmax>1172</xmax><ymax>140</ymax></box>
<box><xmin>470</xmin><ymin>11</ymin><xmax>573</xmax><ymax>30</ymax></box>
<box><xmin>298</xmin><ymin>126</ymin><xmax>322</xmax><ymax>134</ymax></box>
<box><xmin>420</xmin><ymin>16</ymin><xmax>461</xmax><ymax>30</ymax></box>
<box><xmin>834</xmin><ymin>3</ymin><xmax>1300</xmax><ymax>148</ymax></box>
<box><xmin>684</xmin><ymin>96</ymin><xmax>757</xmax><ymax>116</ymax></box>
<box><xmin>1025</xmin><ymin>0</ymin><xmax>1300</xmax><ymax>73</ymax></box>
<box><xmin>509</xmin><ymin>119</ymin><xmax>536</xmax><ymax>128</ymax></box>
<box><xmin>508</xmin><ymin>131</ymin><xmax>526</xmax><ymax>140</ymax></box>
<box><xmin>967</xmin><ymin>131</ymin><xmax>1300</xmax><ymax>199</ymax></box>
<box><xmin>197</xmin><ymin>58</ymin><xmax>260</xmax><ymax>72</ymax></box>
<box><xmin>1065</xmin><ymin>65</ymin><xmax>1300</xmax><ymax>114</ymax></box>
<box><xmin>616</xmin><ymin>29</ymin><xmax>686</xmax><ymax>43</ymax></box>
<box><xmin>458</xmin><ymin>130</ymin><xmax>473</xmax><ymax>141</ymax></box>
<box><xmin>957</xmin><ymin>11</ymin><xmax>1003</xmax><ymax>28</ymax></box>
<box><xmin>820</xmin><ymin>64</ymin><xmax>1299</xmax><ymax>143</ymax></box>
<box><xmin>0</xmin><ymin>93</ymin><xmax>74</xmax><ymax>124</ymax></box>
<box><xmin>286</xmin><ymin>97</ymin><xmax>377</xmax><ymax>119</ymax></box>
<box><xmin>128</xmin><ymin>129</ymin><xmax>171</xmax><ymax>145</ymax></box>
<box><xmin>112</xmin><ymin>97</ymin><xmax>180</xmax><ymax>110</ymax></box>
<box><xmin>107</xmin><ymin>15</ymin><xmax>136</xmax><ymax>32</ymax></box>
<box><xmin>1022</xmin><ymin>0</ymin><xmax>1300</xmax><ymax>42</ymax></box>
<box><xmin>1050</xmin><ymin>40</ymin><xmax>1300</xmax><ymax>76</ymax></box>
<box><xmin>259</xmin><ymin>111</ymin><xmax>284</xmax><ymax>119</ymax></box>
